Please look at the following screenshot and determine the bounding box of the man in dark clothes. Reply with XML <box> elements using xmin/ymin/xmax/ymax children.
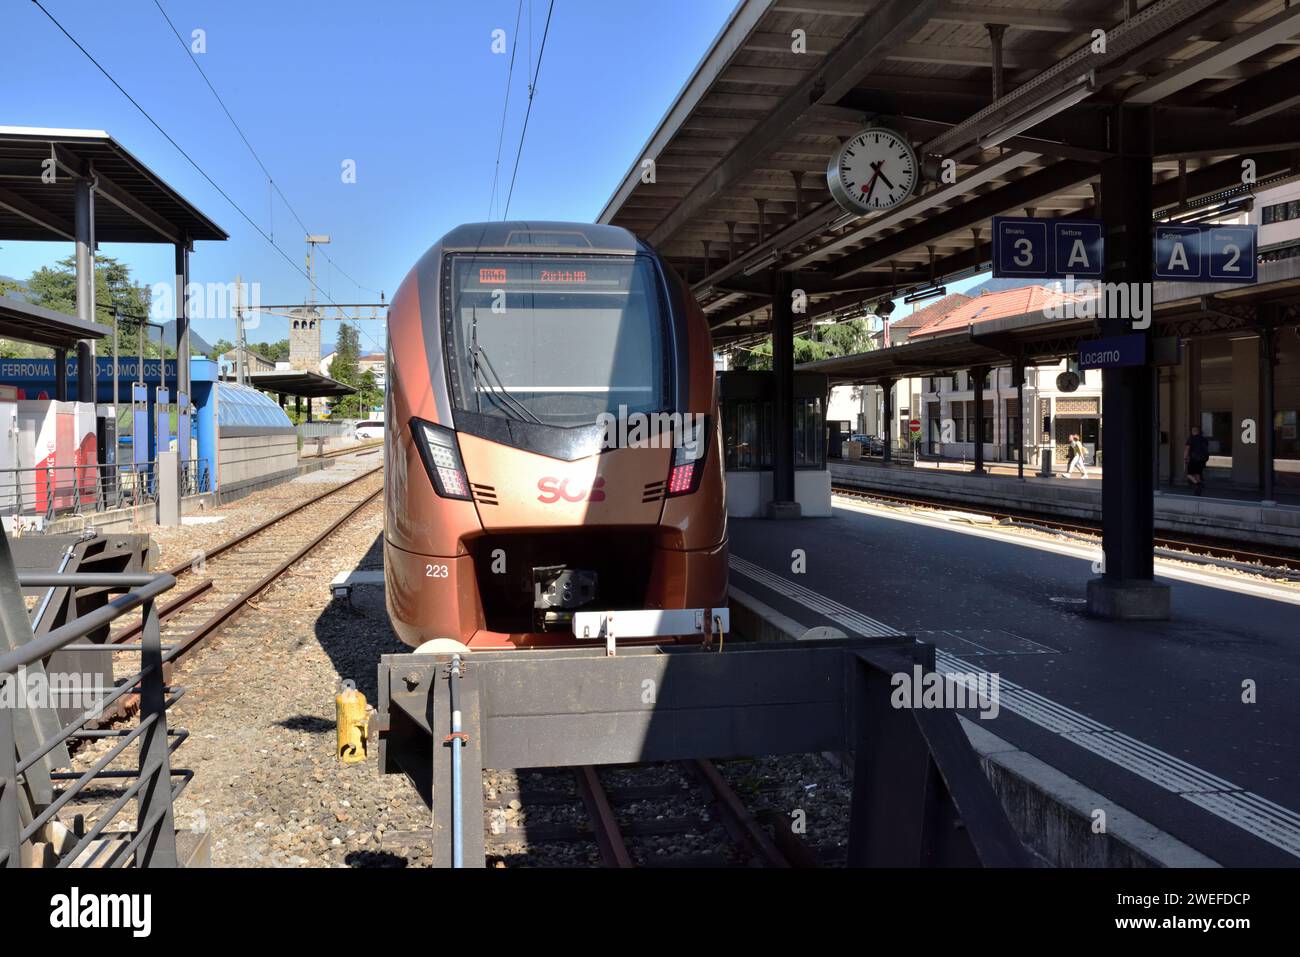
<box><xmin>1185</xmin><ymin>425</ymin><xmax>1210</xmax><ymax>495</ymax></box>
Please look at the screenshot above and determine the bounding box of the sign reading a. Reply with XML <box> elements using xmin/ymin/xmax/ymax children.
<box><xmin>1079</xmin><ymin>333</ymin><xmax>1147</xmax><ymax>370</ymax></box>
<box><xmin>993</xmin><ymin>216</ymin><xmax>1104</xmax><ymax>280</ymax></box>
<box><xmin>1153</xmin><ymin>224</ymin><xmax>1257</xmax><ymax>283</ymax></box>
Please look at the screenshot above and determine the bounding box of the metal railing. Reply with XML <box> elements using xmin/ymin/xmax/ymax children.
<box><xmin>0</xmin><ymin>570</ymin><xmax>186</xmax><ymax>867</ymax></box>
<box><xmin>298</xmin><ymin>421</ymin><xmax>355</xmax><ymax>438</ymax></box>
<box><xmin>0</xmin><ymin>459</ymin><xmax>211</xmax><ymax>521</ymax></box>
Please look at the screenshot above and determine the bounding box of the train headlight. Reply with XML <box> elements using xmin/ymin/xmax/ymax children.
<box><xmin>412</xmin><ymin>419</ymin><xmax>472</xmax><ymax>500</ymax></box>
<box><xmin>667</xmin><ymin>415</ymin><xmax>708</xmax><ymax>497</ymax></box>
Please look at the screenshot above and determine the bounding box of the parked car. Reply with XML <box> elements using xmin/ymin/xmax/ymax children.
<box><xmin>850</xmin><ymin>433</ymin><xmax>883</xmax><ymax>455</ymax></box>
<box><xmin>354</xmin><ymin>420</ymin><xmax>385</xmax><ymax>440</ymax></box>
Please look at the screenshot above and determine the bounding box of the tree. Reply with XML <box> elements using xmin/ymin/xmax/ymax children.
<box><xmin>328</xmin><ymin>323</ymin><xmax>363</xmax><ymax>417</ymax></box>
<box><xmin>356</xmin><ymin>368</ymin><xmax>382</xmax><ymax>415</ymax></box>
<box><xmin>2</xmin><ymin>256</ymin><xmax>156</xmax><ymax>358</ymax></box>
<box><xmin>208</xmin><ymin>338</ymin><xmax>236</xmax><ymax>359</ymax></box>
<box><xmin>251</xmin><ymin>339</ymin><xmax>290</xmax><ymax>362</ymax></box>
<box><xmin>26</xmin><ymin>255</ymin><xmax>153</xmax><ymax>339</ymax></box>
<box><xmin>729</xmin><ymin>315</ymin><xmax>876</xmax><ymax>370</ymax></box>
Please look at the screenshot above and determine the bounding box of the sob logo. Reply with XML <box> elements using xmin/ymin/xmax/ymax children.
<box><xmin>537</xmin><ymin>475</ymin><xmax>606</xmax><ymax>504</ymax></box>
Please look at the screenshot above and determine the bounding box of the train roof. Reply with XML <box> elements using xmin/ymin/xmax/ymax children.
<box><xmin>437</xmin><ymin>221</ymin><xmax>649</xmax><ymax>256</ymax></box>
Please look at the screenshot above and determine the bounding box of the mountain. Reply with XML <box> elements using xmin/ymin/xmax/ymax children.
<box><xmin>156</xmin><ymin>320</ymin><xmax>213</xmax><ymax>356</ymax></box>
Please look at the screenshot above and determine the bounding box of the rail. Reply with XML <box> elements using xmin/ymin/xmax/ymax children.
<box><xmin>0</xmin><ymin>459</ymin><xmax>211</xmax><ymax>521</ymax></box>
<box><xmin>0</xmin><ymin>568</ymin><xmax>186</xmax><ymax>868</ymax></box>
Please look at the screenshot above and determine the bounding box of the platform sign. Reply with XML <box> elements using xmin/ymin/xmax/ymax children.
<box><xmin>1079</xmin><ymin>333</ymin><xmax>1146</xmax><ymax>370</ymax></box>
<box><xmin>993</xmin><ymin>216</ymin><xmax>1104</xmax><ymax>279</ymax></box>
<box><xmin>131</xmin><ymin>382</ymin><xmax>149</xmax><ymax>466</ymax></box>
<box><xmin>1153</xmin><ymin>225</ymin><xmax>1204</xmax><ymax>280</ymax></box>
<box><xmin>1153</xmin><ymin>223</ymin><xmax>1257</xmax><ymax>283</ymax></box>
<box><xmin>1051</xmin><ymin>220</ymin><xmax>1105</xmax><ymax>278</ymax></box>
<box><xmin>1204</xmin><ymin>225</ymin><xmax>1257</xmax><ymax>283</ymax></box>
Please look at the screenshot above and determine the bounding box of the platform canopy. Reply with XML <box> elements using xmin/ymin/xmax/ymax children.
<box><xmin>230</xmin><ymin>370</ymin><xmax>355</xmax><ymax>399</ymax></box>
<box><xmin>0</xmin><ymin>126</ymin><xmax>227</xmax><ymax>245</ymax></box>
<box><xmin>803</xmin><ymin>256</ymin><xmax>1300</xmax><ymax>383</ymax></box>
<box><xmin>0</xmin><ymin>294</ymin><xmax>107</xmax><ymax>349</ymax></box>
<box><xmin>598</xmin><ymin>0</ymin><xmax>1300</xmax><ymax>347</ymax></box>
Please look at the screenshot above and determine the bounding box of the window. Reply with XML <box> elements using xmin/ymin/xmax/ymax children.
<box><xmin>723</xmin><ymin>399</ymin><xmax>771</xmax><ymax>471</ymax></box>
<box><xmin>444</xmin><ymin>254</ymin><xmax>670</xmax><ymax>428</ymax></box>
<box><xmin>1262</xmin><ymin>200</ymin><xmax>1300</xmax><ymax>225</ymax></box>
<box><xmin>1277</xmin><ymin>410</ymin><xmax>1299</xmax><ymax>458</ymax></box>
<box><xmin>721</xmin><ymin>396</ymin><xmax>824</xmax><ymax>470</ymax></box>
<box><xmin>1200</xmin><ymin>411</ymin><xmax>1233</xmax><ymax>456</ymax></box>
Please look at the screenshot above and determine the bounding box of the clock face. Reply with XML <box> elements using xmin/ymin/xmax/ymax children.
<box><xmin>826</xmin><ymin>127</ymin><xmax>919</xmax><ymax>213</ymax></box>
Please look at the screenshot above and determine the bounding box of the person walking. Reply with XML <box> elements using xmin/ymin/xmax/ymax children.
<box><xmin>1066</xmin><ymin>434</ymin><xmax>1090</xmax><ymax>478</ymax></box>
<box><xmin>1185</xmin><ymin>425</ymin><xmax>1210</xmax><ymax>496</ymax></box>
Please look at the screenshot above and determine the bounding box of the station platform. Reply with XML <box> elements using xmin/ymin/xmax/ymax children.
<box><xmin>830</xmin><ymin>458</ymin><xmax>1300</xmax><ymax>551</ymax></box>
<box><xmin>726</xmin><ymin>501</ymin><xmax>1300</xmax><ymax>867</ymax></box>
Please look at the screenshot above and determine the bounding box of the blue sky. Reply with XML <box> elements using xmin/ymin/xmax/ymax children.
<box><xmin>2</xmin><ymin>0</ymin><xmax>735</xmax><ymax>353</ymax></box>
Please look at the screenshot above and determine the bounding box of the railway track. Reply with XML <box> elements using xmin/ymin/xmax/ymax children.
<box><xmin>109</xmin><ymin>466</ymin><xmax>385</xmax><ymax>670</ymax></box>
<box><xmin>303</xmin><ymin>440</ymin><xmax>383</xmax><ymax>460</ymax></box>
<box><xmin>484</xmin><ymin>760</ymin><xmax>816</xmax><ymax>868</ymax></box>
<box><xmin>832</xmin><ymin>483</ymin><xmax>1300</xmax><ymax>577</ymax></box>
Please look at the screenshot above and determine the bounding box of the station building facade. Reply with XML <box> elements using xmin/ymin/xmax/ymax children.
<box><xmin>821</xmin><ymin>278</ymin><xmax>1300</xmax><ymax>495</ymax></box>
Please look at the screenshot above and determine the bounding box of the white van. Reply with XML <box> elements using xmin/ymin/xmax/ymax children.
<box><xmin>354</xmin><ymin>420</ymin><xmax>385</xmax><ymax>440</ymax></box>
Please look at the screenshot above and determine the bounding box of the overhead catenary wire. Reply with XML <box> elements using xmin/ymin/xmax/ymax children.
<box><xmin>29</xmin><ymin>0</ymin><xmax>349</xmax><ymax>312</ymax></box>
<box><xmin>148</xmin><ymin>0</ymin><xmax>382</xmax><ymax>298</ymax></box>
<box><xmin>488</xmin><ymin>0</ymin><xmax>526</xmax><ymax>220</ymax></box>
<box><xmin>502</xmin><ymin>0</ymin><xmax>556</xmax><ymax>220</ymax></box>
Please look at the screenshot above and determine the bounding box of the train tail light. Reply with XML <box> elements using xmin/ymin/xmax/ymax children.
<box><xmin>412</xmin><ymin>419</ymin><xmax>471</xmax><ymax>500</ymax></box>
<box><xmin>667</xmin><ymin>415</ymin><xmax>708</xmax><ymax>497</ymax></box>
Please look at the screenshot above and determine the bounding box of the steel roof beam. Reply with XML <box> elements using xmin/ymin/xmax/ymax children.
<box><xmin>47</xmin><ymin>142</ymin><xmax>185</xmax><ymax>245</ymax></box>
<box><xmin>787</xmin><ymin>149</ymin><xmax>1042</xmax><ymax>271</ymax></box>
<box><xmin>1125</xmin><ymin>5</ymin><xmax>1300</xmax><ymax>105</ymax></box>
<box><xmin>0</xmin><ymin>185</ymin><xmax>76</xmax><ymax>241</ymax></box>
<box><xmin>1198</xmin><ymin>55</ymin><xmax>1300</xmax><ymax>125</ymax></box>
<box><xmin>642</xmin><ymin>0</ymin><xmax>944</xmax><ymax>247</ymax></box>
<box><xmin>923</xmin><ymin>0</ymin><xmax>1225</xmax><ymax>161</ymax></box>
<box><xmin>1154</xmin><ymin>113</ymin><xmax>1300</xmax><ymax>159</ymax></box>
<box><xmin>830</xmin><ymin>160</ymin><xmax>1094</xmax><ymax>280</ymax></box>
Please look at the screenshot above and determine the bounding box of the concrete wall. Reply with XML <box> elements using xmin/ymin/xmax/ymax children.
<box><xmin>218</xmin><ymin>434</ymin><xmax>299</xmax><ymax>488</ymax></box>
<box><xmin>725</xmin><ymin>469</ymin><xmax>832</xmax><ymax>517</ymax></box>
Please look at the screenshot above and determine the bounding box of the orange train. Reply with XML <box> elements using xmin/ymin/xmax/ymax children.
<box><xmin>383</xmin><ymin>222</ymin><xmax>727</xmax><ymax>650</ymax></box>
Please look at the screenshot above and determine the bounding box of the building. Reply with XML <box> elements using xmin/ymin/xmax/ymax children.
<box><xmin>832</xmin><ymin>292</ymin><xmax>976</xmax><ymax>440</ymax></box>
<box><xmin>1254</xmin><ymin>180</ymin><xmax>1300</xmax><ymax>266</ymax></box>
<box><xmin>805</xmin><ymin>265</ymin><xmax>1300</xmax><ymax>496</ymax></box>
<box><xmin>216</xmin><ymin>349</ymin><xmax>276</xmax><ymax>379</ymax></box>
<box><xmin>288</xmin><ymin>306</ymin><xmax>322</xmax><ymax>372</ymax></box>
<box><xmin>359</xmin><ymin>352</ymin><xmax>386</xmax><ymax>388</ymax></box>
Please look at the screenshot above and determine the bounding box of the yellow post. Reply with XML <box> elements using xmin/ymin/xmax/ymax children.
<box><xmin>336</xmin><ymin>687</ymin><xmax>368</xmax><ymax>764</ymax></box>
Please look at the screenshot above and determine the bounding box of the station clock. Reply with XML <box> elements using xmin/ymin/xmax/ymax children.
<box><xmin>826</xmin><ymin>126</ymin><xmax>919</xmax><ymax>214</ymax></box>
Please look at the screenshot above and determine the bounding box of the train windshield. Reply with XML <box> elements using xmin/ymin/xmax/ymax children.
<box><xmin>445</xmin><ymin>255</ymin><xmax>670</xmax><ymax>428</ymax></box>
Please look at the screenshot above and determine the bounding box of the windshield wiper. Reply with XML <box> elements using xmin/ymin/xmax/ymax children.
<box><xmin>469</xmin><ymin>308</ymin><xmax>543</xmax><ymax>425</ymax></box>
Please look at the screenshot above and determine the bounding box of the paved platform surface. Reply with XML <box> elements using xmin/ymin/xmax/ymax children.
<box><xmin>727</xmin><ymin>504</ymin><xmax>1300</xmax><ymax>867</ymax></box>
<box><xmin>836</xmin><ymin>456</ymin><xmax>1300</xmax><ymax>506</ymax></box>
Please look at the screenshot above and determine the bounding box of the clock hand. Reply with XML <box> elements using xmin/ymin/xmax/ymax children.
<box><xmin>862</xmin><ymin>168</ymin><xmax>881</xmax><ymax>204</ymax></box>
<box><xmin>870</xmin><ymin>160</ymin><xmax>896</xmax><ymax>191</ymax></box>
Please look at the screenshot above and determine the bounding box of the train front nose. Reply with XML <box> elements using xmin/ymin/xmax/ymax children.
<box><xmin>457</xmin><ymin>436</ymin><xmax>673</xmax><ymax>636</ymax></box>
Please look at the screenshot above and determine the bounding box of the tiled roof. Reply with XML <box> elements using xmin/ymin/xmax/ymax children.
<box><xmin>889</xmin><ymin>293</ymin><xmax>972</xmax><ymax>331</ymax></box>
<box><xmin>908</xmin><ymin>285</ymin><xmax>1087</xmax><ymax>339</ymax></box>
